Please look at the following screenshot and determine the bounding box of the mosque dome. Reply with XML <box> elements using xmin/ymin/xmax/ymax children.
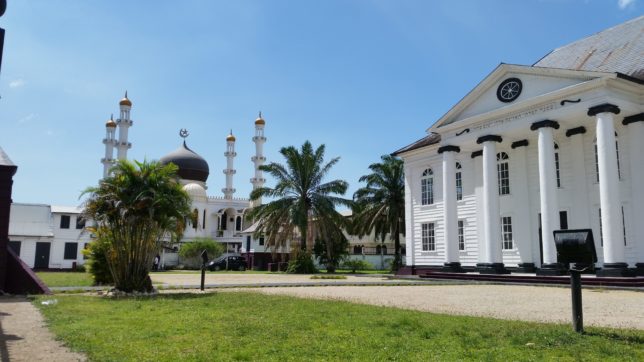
<box><xmin>255</xmin><ymin>112</ymin><xmax>265</xmax><ymax>125</ymax></box>
<box><xmin>119</xmin><ymin>91</ymin><xmax>132</xmax><ymax>107</ymax></box>
<box><xmin>105</xmin><ymin>118</ymin><xmax>117</xmax><ymax>128</ymax></box>
<box><xmin>226</xmin><ymin>132</ymin><xmax>236</xmax><ymax>142</ymax></box>
<box><xmin>159</xmin><ymin>141</ymin><xmax>210</xmax><ymax>182</ymax></box>
<box><xmin>183</xmin><ymin>182</ymin><xmax>207</xmax><ymax>201</ymax></box>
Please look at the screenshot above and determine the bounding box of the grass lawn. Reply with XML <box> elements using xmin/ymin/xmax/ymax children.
<box><xmin>36</xmin><ymin>272</ymin><xmax>96</xmax><ymax>287</ymax></box>
<box><xmin>36</xmin><ymin>292</ymin><xmax>642</xmax><ymax>361</ymax></box>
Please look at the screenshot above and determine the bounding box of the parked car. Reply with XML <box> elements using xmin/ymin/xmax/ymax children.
<box><xmin>207</xmin><ymin>255</ymin><xmax>247</xmax><ymax>271</ymax></box>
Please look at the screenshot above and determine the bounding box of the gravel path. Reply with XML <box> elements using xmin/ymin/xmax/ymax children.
<box><xmin>242</xmin><ymin>284</ymin><xmax>644</xmax><ymax>330</ymax></box>
<box><xmin>0</xmin><ymin>296</ymin><xmax>86</xmax><ymax>362</ymax></box>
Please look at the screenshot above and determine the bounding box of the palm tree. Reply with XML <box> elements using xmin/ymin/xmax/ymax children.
<box><xmin>352</xmin><ymin>155</ymin><xmax>405</xmax><ymax>271</ymax></box>
<box><xmin>247</xmin><ymin>141</ymin><xmax>351</xmax><ymax>258</ymax></box>
<box><xmin>82</xmin><ymin>160</ymin><xmax>191</xmax><ymax>292</ymax></box>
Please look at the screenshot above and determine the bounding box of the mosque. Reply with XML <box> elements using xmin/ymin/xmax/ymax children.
<box><xmin>101</xmin><ymin>94</ymin><xmax>270</xmax><ymax>265</ymax></box>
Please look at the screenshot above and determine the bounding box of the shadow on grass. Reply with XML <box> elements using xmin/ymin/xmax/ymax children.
<box><xmin>585</xmin><ymin>329</ymin><xmax>644</xmax><ymax>344</ymax></box>
<box><xmin>106</xmin><ymin>292</ymin><xmax>218</xmax><ymax>302</ymax></box>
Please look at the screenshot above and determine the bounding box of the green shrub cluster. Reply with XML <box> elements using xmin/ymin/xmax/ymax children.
<box><xmin>342</xmin><ymin>259</ymin><xmax>372</xmax><ymax>273</ymax></box>
<box><xmin>81</xmin><ymin>236</ymin><xmax>113</xmax><ymax>285</ymax></box>
<box><xmin>286</xmin><ymin>251</ymin><xmax>318</xmax><ymax>274</ymax></box>
<box><xmin>178</xmin><ymin>238</ymin><xmax>225</xmax><ymax>268</ymax></box>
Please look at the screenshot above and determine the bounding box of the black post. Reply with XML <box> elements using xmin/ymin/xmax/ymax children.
<box><xmin>200</xmin><ymin>249</ymin><xmax>208</xmax><ymax>291</ymax></box>
<box><xmin>570</xmin><ymin>270</ymin><xmax>583</xmax><ymax>333</ymax></box>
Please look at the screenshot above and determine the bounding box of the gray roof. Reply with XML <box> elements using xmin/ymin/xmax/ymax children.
<box><xmin>391</xmin><ymin>133</ymin><xmax>441</xmax><ymax>156</ymax></box>
<box><xmin>534</xmin><ymin>16</ymin><xmax>644</xmax><ymax>80</ymax></box>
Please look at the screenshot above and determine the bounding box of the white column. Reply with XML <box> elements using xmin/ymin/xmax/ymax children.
<box><xmin>223</xmin><ymin>132</ymin><xmax>237</xmax><ymax>199</ymax></box>
<box><xmin>102</xmin><ymin>117</ymin><xmax>116</xmax><ymax>178</ymax></box>
<box><xmin>251</xmin><ymin>114</ymin><xmax>267</xmax><ymax>207</ymax></box>
<box><xmin>440</xmin><ymin>146</ymin><xmax>461</xmax><ymax>270</ymax></box>
<box><xmin>533</xmin><ymin>121</ymin><xmax>560</xmax><ymax>269</ymax></box>
<box><xmin>403</xmin><ymin>164</ymin><xmax>414</xmax><ymax>269</ymax></box>
<box><xmin>566</xmin><ymin>127</ymin><xmax>591</xmax><ymax>228</ymax></box>
<box><xmin>590</xmin><ymin>104</ymin><xmax>625</xmax><ymax>272</ymax></box>
<box><xmin>623</xmin><ymin>114</ymin><xmax>644</xmax><ymax>268</ymax></box>
<box><xmin>510</xmin><ymin>141</ymin><xmax>534</xmax><ymax>270</ymax></box>
<box><xmin>478</xmin><ymin>135</ymin><xmax>504</xmax><ymax>272</ymax></box>
<box><xmin>116</xmin><ymin>93</ymin><xmax>133</xmax><ymax>161</ymax></box>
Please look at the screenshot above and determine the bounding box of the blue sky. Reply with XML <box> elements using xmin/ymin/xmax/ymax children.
<box><xmin>0</xmin><ymin>0</ymin><xmax>640</xmax><ymax>206</ymax></box>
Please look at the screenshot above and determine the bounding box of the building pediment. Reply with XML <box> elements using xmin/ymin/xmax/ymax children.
<box><xmin>431</xmin><ymin>64</ymin><xmax>614</xmax><ymax>131</ymax></box>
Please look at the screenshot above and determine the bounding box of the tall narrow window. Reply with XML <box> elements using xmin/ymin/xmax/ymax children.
<box><xmin>497</xmin><ymin>152</ymin><xmax>510</xmax><ymax>195</ymax></box>
<box><xmin>455</xmin><ymin>162</ymin><xmax>463</xmax><ymax>201</ymax></box>
<box><xmin>236</xmin><ymin>216</ymin><xmax>242</xmax><ymax>231</ymax></box>
<box><xmin>458</xmin><ymin>220</ymin><xmax>465</xmax><ymax>251</ymax></box>
<box><xmin>192</xmin><ymin>209</ymin><xmax>199</xmax><ymax>230</ymax></box>
<box><xmin>621</xmin><ymin>206</ymin><xmax>626</xmax><ymax>246</ymax></box>
<box><xmin>203</xmin><ymin>210</ymin><xmax>206</xmax><ymax>229</ymax></box>
<box><xmin>554</xmin><ymin>143</ymin><xmax>561</xmax><ymax>188</ymax></box>
<box><xmin>501</xmin><ymin>216</ymin><xmax>513</xmax><ymax>250</ymax></box>
<box><xmin>594</xmin><ymin>133</ymin><xmax>621</xmax><ymax>182</ymax></box>
<box><xmin>421</xmin><ymin>168</ymin><xmax>434</xmax><ymax>205</ymax></box>
<box><xmin>421</xmin><ymin>223</ymin><xmax>435</xmax><ymax>251</ymax></box>
<box><xmin>64</xmin><ymin>242</ymin><xmax>78</xmax><ymax>260</ymax></box>
<box><xmin>598</xmin><ymin>208</ymin><xmax>603</xmax><ymax>247</ymax></box>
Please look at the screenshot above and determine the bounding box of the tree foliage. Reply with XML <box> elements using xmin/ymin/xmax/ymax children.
<box><xmin>82</xmin><ymin>160</ymin><xmax>192</xmax><ymax>292</ymax></box>
<box><xmin>81</xmin><ymin>229</ymin><xmax>113</xmax><ymax>286</ymax></box>
<box><xmin>178</xmin><ymin>238</ymin><xmax>225</xmax><ymax>269</ymax></box>
<box><xmin>352</xmin><ymin>155</ymin><xmax>405</xmax><ymax>271</ymax></box>
<box><xmin>247</xmin><ymin>141</ymin><xmax>351</xmax><ymax>268</ymax></box>
<box><xmin>313</xmin><ymin>233</ymin><xmax>349</xmax><ymax>273</ymax></box>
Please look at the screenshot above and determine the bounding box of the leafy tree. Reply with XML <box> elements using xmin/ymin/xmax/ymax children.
<box><xmin>352</xmin><ymin>155</ymin><xmax>405</xmax><ymax>272</ymax></box>
<box><xmin>82</xmin><ymin>160</ymin><xmax>191</xmax><ymax>292</ymax></box>
<box><xmin>81</xmin><ymin>229</ymin><xmax>113</xmax><ymax>285</ymax></box>
<box><xmin>313</xmin><ymin>232</ymin><xmax>349</xmax><ymax>273</ymax></box>
<box><xmin>247</xmin><ymin>141</ymin><xmax>351</xmax><ymax>269</ymax></box>
<box><xmin>178</xmin><ymin>238</ymin><xmax>225</xmax><ymax>269</ymax></box>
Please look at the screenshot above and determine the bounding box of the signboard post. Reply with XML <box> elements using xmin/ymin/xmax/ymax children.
<box><xmin>200</xmin><ymin>249</ymin><xmax>208</xmax><ymax>291</ymax></box>
<box><xmin>553</xmin><ymin>229</ymin><xmax>598</xmax><ymax>333</ymax></box>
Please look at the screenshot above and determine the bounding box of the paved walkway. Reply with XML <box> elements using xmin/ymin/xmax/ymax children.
<box><xmin>0</xmin><ymin>296</ymin><xmax>86</xmax><ymax>361</ymax></box>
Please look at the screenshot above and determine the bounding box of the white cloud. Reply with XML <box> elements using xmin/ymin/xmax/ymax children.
<box><xmin>9</xmin><ymin>79</ymin><xmax>25</xmax><ymax>88</ymax></box>
<box><xmin>618</xmin><ymin>0</ymin><xmax>636</xmax><ymax>9</ymax></box>
<box><xmin>18</xmin><ymin>113</ymin><xmax>36</xmax><ymax>124</ymax></box>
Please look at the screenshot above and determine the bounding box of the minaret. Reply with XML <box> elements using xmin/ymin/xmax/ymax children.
<box><xmin>250</xmin><ymin>112</ymin><xmax>267</xmax><ymax>206</ymax></box>
<box><xmin>223</xmin><ymin>130</ymin><xmax>237</xmax><ymax>199</ymax></box>
<box><xmin>101</xmin><ymin>115</ymin><xmax>117</xmax><ymax>178</ymax></box>
<box><xmin>116</xmin><ymin>91</ymin><xmax>133</xmax><ymax>160</ymax></box>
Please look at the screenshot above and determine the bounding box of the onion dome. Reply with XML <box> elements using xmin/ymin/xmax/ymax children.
<box><xmin>226</xmin><ymin>130</ymin><xmax>236</xmax><ymax>142</ymax></box>
<box><xmin>119</xmin><ymin>91</ymin><xmax>132</xmax><ymax>107</ymax></box>
<box><xmin>105</xmin><ymin>115</ymin><xmax>116</xmax><ymax>128</ymax></box>
<box><xmin>183</xmin><ymin>182</ymin><xmax>207</xmax><ymax>202</ymax></box>
<box><xmin>255</xmin><ymin>111</ymin><xmax>265</xmax><ymax>125</ymax></box>
<box><xmin>159</xmin><ymin>141</ymin><xmax>210</xmax><ymax>182</ymax></box>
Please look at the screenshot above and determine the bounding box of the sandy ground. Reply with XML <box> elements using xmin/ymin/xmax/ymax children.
<box><xmin>150</xmin><ymin>273</ymin><xmax>644</xmax><ymax>330</ymax></box>
<box><xmin>0</xmin><ymin>296</ymin><xmax>86</xmax><ymax>362</ymax></box>
<box><xmin>239</xmin><ymin>284</ymin><xmax>644</xmax><ymax>329</ymax></box>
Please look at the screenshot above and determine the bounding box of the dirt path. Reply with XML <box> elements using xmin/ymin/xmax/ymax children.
<box><xmin>242</xmin><ymin>284</ymin><xmax>644</xmax><ymax>330</ymax></box>
<box><xmin>0</xmin><ymin>296</ymin><xmax>86</xmax><ymax>362</ymax></box>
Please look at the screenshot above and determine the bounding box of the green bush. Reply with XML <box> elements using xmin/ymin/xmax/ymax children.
<box><xmin>81</xmin><ymin>235</ymin><xmax>113</xmax><ymax>286</ymax></box>
<box><xmin>342</xmin><ymin>259</ymin><xmax>372</xmax><ymax>273</ymax></box>
<box><xmin>313</xmin><ymin>237</ymin><xmax>349</xmax><ymax>273</ymax></box>
<box><xmin>286</xmin><ymin>251</ymin><xmax>318</xmax><ymax>274</ymax></box>
<box><xmin>178</xmin><ymin>238</ymin><xmax>225</xmax><ymax>268</ymax></box>
<box><xmin>73</xmin><ymin>264</ymin><xmax>87</xmax><ymax>272</ymax></box>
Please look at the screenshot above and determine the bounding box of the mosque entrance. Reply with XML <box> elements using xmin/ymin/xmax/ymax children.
<box><xmin>34</xmin><ymin>242</ymin><xmax>50</xmax><ymax>269</ymax></box>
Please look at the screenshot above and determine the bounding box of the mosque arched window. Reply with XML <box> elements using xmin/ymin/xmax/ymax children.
<box><xmin>236</xmin><ymin>216</ymin><xmax>242</xmax><ymax>231</ymax></box>
<box><xmin>455</xmin><ymin>162</ymin><xmax>463</xmax><ymax>201</ymax></box>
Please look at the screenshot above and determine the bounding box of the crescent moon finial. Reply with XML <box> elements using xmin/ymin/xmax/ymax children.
<box><xmin>179</xmin><ymin>129</ymin><xmax>189</xmax><ymax>139</ymax></box>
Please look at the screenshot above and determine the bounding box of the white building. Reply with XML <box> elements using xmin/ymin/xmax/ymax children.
<box><xmin>8</xmin><ymin>203</ymin><xmax>91</xmax><ymax>269</ymax></box>
<box><xmin>101</xmin><ymin>94</ymin><xmax>269</xmax><ymax>266</ymax></box>
<box><xmin>394</xmin><ymin>16</ymin><xmax>643</xmax><ymax>277</ymax></box>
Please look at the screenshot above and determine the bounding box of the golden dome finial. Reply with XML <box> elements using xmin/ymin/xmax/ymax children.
<box><xmin>255</xmin><ymin>111</ymin><xmax>265</xmax><ymax>125</ymax></box>
<box><xmin>106</xmin><ymin>114</ymin><xmax>117</xmax><ymax>128</ymax></box>
<box><xmin>119</xmin><ymin>90</ymin><xmax>132</xmax><ymax>107</ymax></box>
<box><xmin>226</xmin><ymin>129</ymin><xmax>236</xmax><ymax>142</ymax></box>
